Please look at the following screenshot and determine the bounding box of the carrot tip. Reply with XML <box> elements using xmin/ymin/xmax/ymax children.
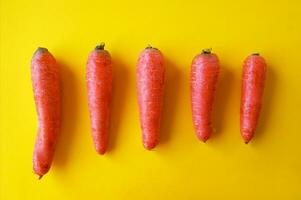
<box><xmin>95</xmin><ymin>146</ymin><xmax>107</xmax><ymax>155</ymax></box>
<box><xmin>34</xmin><ymin>47</ymin><xmax>48</xmax><ymax>55</ymax></box>
<box><xmin>97</xmin><ymin>150</ymin><xmax>106</xmax><ymax>155</ymax></box>
<box><xmin>143</xmin><ymin>142</ymin><xmax>157</xmax><ymax>150</ymax></box>
<box><xmin>144</xmin><ymin>146</ymin><xmax>155</xmax><ymax>150</ymax></box>
<box><xmin>38</xmin><ymin>175</ymin><xmax>43</xmax><ymax>180</ymax></box>
<box><xmin>197</xmin><ymin>134</ymin><xmax>209</xmax><ymax>142</ymax></box>
<box><xmin>95</xmin><ymin>42</ymin><xmax>105</xmax><ymax>50</ymax></box>
<box><xmin>245</xmin><ymin>141</ymin><xmax>249</xmax><ymax>144</ymax></box>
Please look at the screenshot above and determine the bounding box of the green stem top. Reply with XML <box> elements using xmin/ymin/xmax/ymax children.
<box><xmin>145</xmin><ymin>44</ymin><xmax>158</xmax><ymax>50</ymax></box>
<box><xmin>202</xmin><ymin>48</ymin><xmax>212</xmax><ymax>54</ymax></box>
<box><xmin>95</xmin><ymin>42</ymin><xmax>105</xmax><ymax>50</ymax></box>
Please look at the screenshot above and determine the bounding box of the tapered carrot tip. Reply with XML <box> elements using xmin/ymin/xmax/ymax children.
<box><xmin>143</xmin><ymin>142</ymin><xmax>157</xmax><ymax>150</ymax></box>
<box><xmin>243</xmin><ymin>138</ymin><xmax>251</xmax><ymax>144</ymax></box>
<box><xmin>97</xmin><ymin>150</ymin><xmax>106</xmax><ymax>155</ymax></box>
<box><xmin>95</xmin><ymin>147</ymin><xmax>106</xmax><ymax>155</ymax></box>
<box><xmin>196</xmin><ymin>134</ymin><xmax>210</xmax><ymax>143</ymax></box>
<box><xmin>242</xmin><ymin>132</ymin><xmax>253</xmax><ymax>144</ymax></box>
<box><xmin>200</xmin><ymin>138</ymin><xmax>208</xmax><ymax>143</ymax></box>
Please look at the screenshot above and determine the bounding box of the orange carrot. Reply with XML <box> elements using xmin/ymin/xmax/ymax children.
<box><xmin>240</xmin><ymin>53</ymin><xmax>267</xmax><ymax>143</ymax></box>
<box><xmin>136</xmin><ymin>45</ymin><xmax>165</xmax><ymax>150</ymax></box>
<box><xmin>86</xmin><ymin>43</ymin><xmax>113</xmax><ymax>154</ymax></box>
<box><xmin>190</xmin><ymin>49</ymin><xmax>220</xmax><ymax>142</ymax></box>
<box><xmin>31</xmin><ymin>47</ymin><xmax>61</xmax><ymax>178</ymax></box>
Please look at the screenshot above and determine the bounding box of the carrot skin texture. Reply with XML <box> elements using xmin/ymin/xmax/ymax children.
<box><xmin>240</xmin><ymin>54</ymin><xmax>266</xmax><ymax>143</ymax></box>
<box><xmin>86</xmin><ymin>45</ymin><xmax>112</xmax><ymax>155</ymax></box>
<box><xmin>31</xmin><ymin>48</ymin><xmax>61</xmax><ymax>177</ymax></box>
<box><xmin>190</xmin><ymin>50</ymin><xmax>220</xmax><ymax>142</ymax></box>
<box><xmin>136</xmin><ymin>47</ymin><xmax>165</xmax><ymax>150</ymax></box>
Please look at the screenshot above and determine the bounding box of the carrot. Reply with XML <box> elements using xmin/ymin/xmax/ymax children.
<box><xmin>86</xmin><ymin>43</ymin><xmax>112</xmax><ymax>154</ymax></box>
<box><xmin>31</xmin><ymin>47</ymin><xmax>61</xmax><ymax>178</ymax></box>
<box><xmin>136</xmin><ymin>45</ymin><xmax>165</xmax><ymax>150</ymax></box>
<box><xmin>190</xmin><ymin>48</ymin><xmax>220</xmax><ymax>142</ymax></box>
<box><xmin>240</xmin><ymin>53</ymin><xmax>266</xmax><ymax>144</ymax></box>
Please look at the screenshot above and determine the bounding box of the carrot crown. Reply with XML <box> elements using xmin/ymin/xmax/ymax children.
<box><xmin>202</xmin><ymin>48</ymin><xmax>212</xmax><ymax>54</ymax></box>
<box><xmin>95</xmin><ymin>42</ymin><xmax>105</xmax><ymax>50</ymax></box>
<box><xmin>145</xmin><ymin>44</ymin><xmax>158</xmax><ymax>50</ymax></box>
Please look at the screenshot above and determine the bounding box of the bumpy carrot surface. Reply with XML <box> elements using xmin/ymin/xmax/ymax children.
<box><xmin>31</xmin><ymin>47</ymin><xmax>60</xmax><ymax>178</ymax></box>
<box><xmin>240</xmin><ymin>53</ymin><xmax>266</xmax><ymax>143</ymax></box>
<box><xmin>86</xmin><ymin>43</ymin><xmax>113</xmax><ymax>154</ymax></box>
<box><xmin>136</xmin><ymin>46</ymin><xmax>165</xmax><ymax>150</ymax></box>
<box><xmin>190</xmin><ymin>49</ymin><xmax>220</xmax><ymax>142</ymax></box>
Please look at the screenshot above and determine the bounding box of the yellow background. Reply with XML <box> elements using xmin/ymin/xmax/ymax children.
<box><xmin>1</xmin><ymin>0</ymin><xmax>301</xmax><ymax>199</ymax></box>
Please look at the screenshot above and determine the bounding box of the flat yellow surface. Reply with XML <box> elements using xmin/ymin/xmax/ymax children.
<box><xmin>1</xmin><ymin>0</ymin><xmax>301</xmax><ymax>199</ymax></box>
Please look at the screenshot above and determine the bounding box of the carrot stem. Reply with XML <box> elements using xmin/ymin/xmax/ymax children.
<box><xmin>95</xmin><ymin>42</ymin><xmax>105</xmax><ymax>50</ymax></box>
<box><xmin>145</xmin><ymin>44</ymin><xmax>158</xmax><ymax>50</ymax></box>
<box><xmin>202</xmin><ymin>48</ymin><xmax>212</xmax><ymax>54</ymax></box>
